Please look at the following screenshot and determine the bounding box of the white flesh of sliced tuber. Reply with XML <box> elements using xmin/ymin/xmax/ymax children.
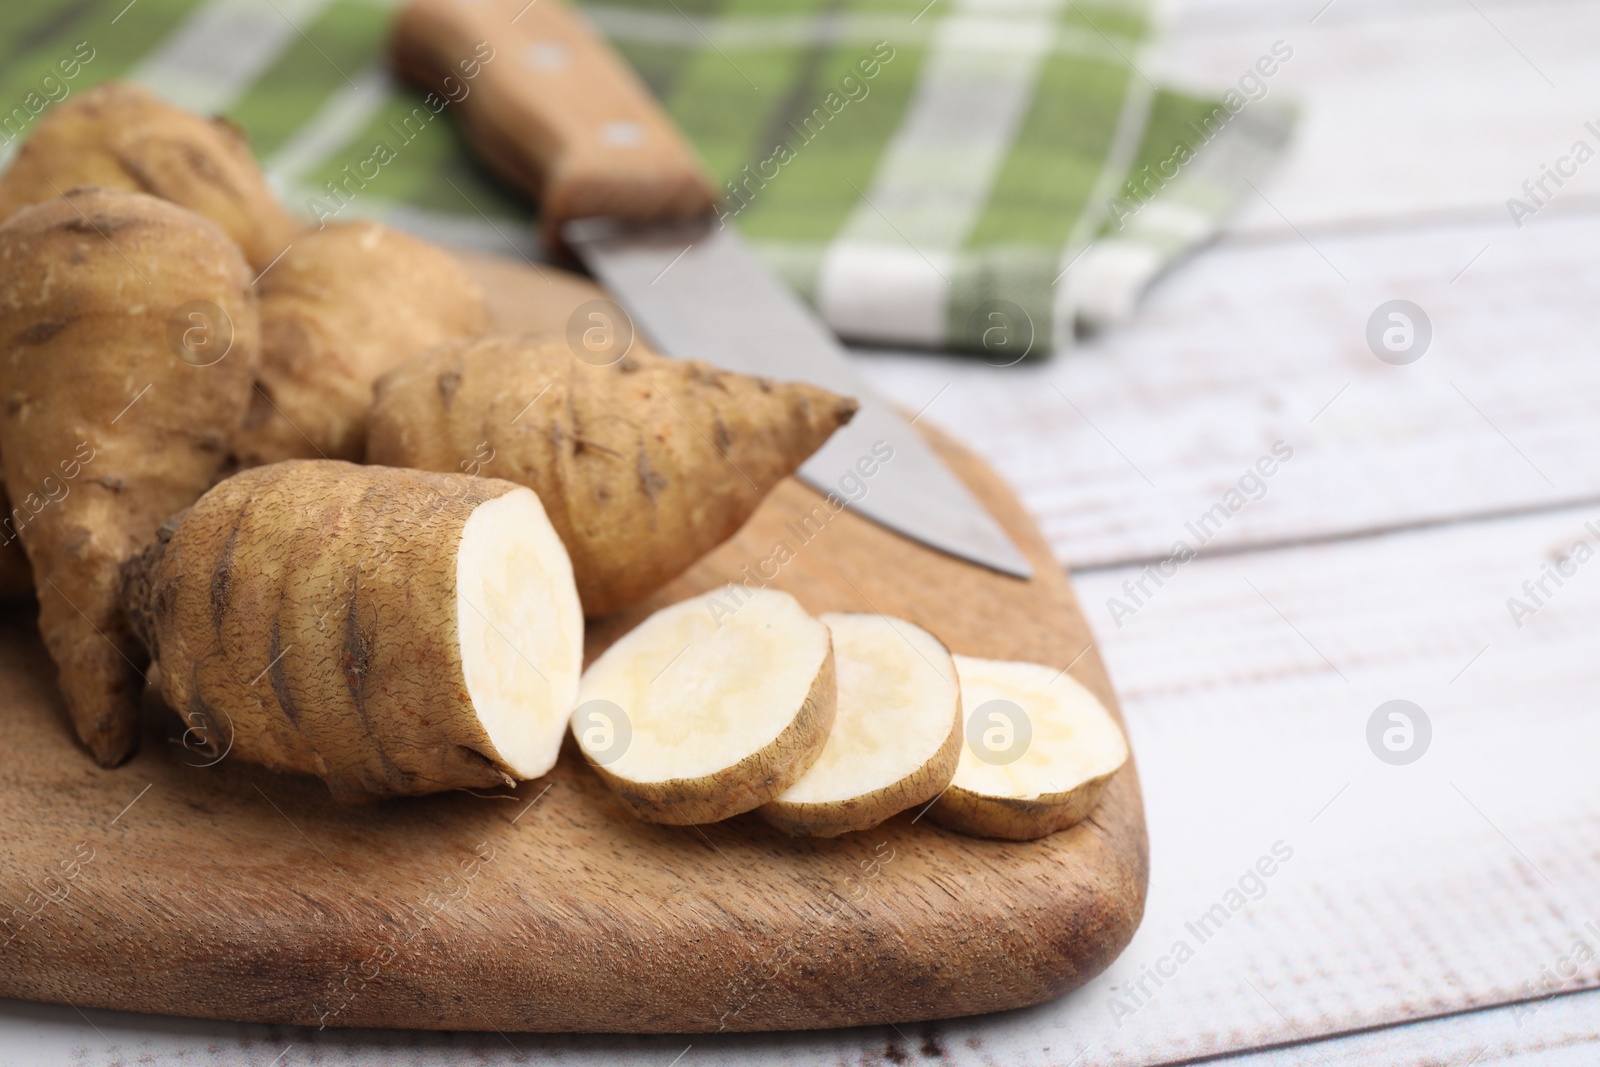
<box><xmin>574</xmin><ymin>587</ymin><xmax>835</xmax><ymax>824</ymax></box>
<box><xmin>760</xmin><ymin>613</ymin><xmax>960</xmax><ymax>837</ymax></box>
<box><xmin>928</xmin><ymin>655</ymin><xmax>1129</xmax><ymax>841</ymax></box>
<box><xmin>456</xmin><ymin>489</ymin><xmax>585</xmax><ymax>780</ymax></box>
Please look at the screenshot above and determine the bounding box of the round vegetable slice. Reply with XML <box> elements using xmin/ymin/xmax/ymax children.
<box><xmin>928</xmin><ymin>655</ymin><xmax>1129</xmax><ymax>841</ymax></box>
<box><xmin>760</xmin><ymin>613</ymin><xmax>960</xmax><ymax>837</ymax></box>
<box><xmin>574</xmin><ymin>588</ymin><xmax>834</xmax><ymax>824</ymax></box>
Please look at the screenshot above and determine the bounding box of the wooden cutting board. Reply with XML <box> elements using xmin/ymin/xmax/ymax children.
<box><xmin>0</xmin><ymin>255</ymin><xmax>1147</xmax><ymax>1033</ymax></box>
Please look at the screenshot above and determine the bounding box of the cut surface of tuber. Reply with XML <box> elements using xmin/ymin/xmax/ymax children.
<box><xmin>928</xmin><ymin>655</ymin><xmax>1128</xmax><ymax>841</ymax></box>
<box><xmin>761</xmin><ymin>613</ymin><xmax>960</xmax><ymax>837</ymax></box>
<box><xmin>457</xmin><ymin>488</ymin><xmax>585</xmax><ymax>779</ymax></box>
<box><xmin>575</xmin><ymin>587</ymin><xmax>834</xmax><ymax>824</ymax></box>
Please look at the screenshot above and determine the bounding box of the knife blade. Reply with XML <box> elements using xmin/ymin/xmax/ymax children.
<box><xmin>390</xmin><ymin>0</ymin><xmax>1032</xmax><ymax>578</ymax></box>
<box><xmin>564</xmin><ymin>216</ymin><xmax>1033</xmax><ymax>578</ymax></box>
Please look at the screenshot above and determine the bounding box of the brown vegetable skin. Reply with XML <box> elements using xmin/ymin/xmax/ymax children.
<box><xmin>122</xmin><ymin>461</ymin><xmax>553</xmax><ymax>803</ymax></box>
<box><xmin>0</xmin><ymin>187</ymin><xmax>260</xmax><ymax>766</ymax></box>
<box><xmin>232</xmin><ymin>221</ymin><xmax>489</xmax><ymax>467</ymax></box>
<box><xmin>367</xmin><ymin>335</ymin><xmax>858</xmax><ymax>617</ymax></box>
<box><xmin>926</xmin><ymin>775</ymin><xmax>1118</xmax><ymax>841</ymax></box>
<box><xmin>0</xmin><ymin>82</ymin><xmax>296</xmax><ymax>270</ymax></box>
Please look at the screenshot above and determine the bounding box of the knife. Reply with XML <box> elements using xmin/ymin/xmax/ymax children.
<box><xmin>390</xmin><ymin>0</ymin><xmax>1032</xmax><ymax>579</ymax></box>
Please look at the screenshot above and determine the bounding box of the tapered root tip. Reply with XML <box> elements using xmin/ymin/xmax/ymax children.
<box><xmin>85</xmin><ymin>728</ymin><xmax>139</xmax><ymax>769</ymax></box>
<box><xmin>54</xmin><ymin>635</ymin><xmax>146</xmax><ymax>769</ymax></box>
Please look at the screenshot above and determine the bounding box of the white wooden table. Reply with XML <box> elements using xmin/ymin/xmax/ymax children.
<box><xmin>7</xmin><ymin>0</ymin><xmax>1600</xmax><ymax>1062</ymax></box>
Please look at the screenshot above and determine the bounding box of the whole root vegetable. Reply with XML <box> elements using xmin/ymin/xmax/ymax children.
<box><xmin>122</xmin><ymin>461</ymin><xmax>584</xmax><ymax>802</ymax></box>
<box><xmin>232</xmin><ymin>221</ymin><xmax>490</xmax><ymax>467</ymax></box>
<box><xmin>0</xmin><ymin>82</ymin><xmax>296</xmax><ymax>270</ymax></box>
<box><xmin>0</xmin><ymin>187</ymin><xmax>260</xmax><ymax>766</ymax></box>
<box><xmin>366</xmin><ymin>335</ymin><xmax>857</xmax><ymax>617</ymax></box>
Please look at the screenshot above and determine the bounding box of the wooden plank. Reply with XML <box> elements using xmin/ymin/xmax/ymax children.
<box><xmin>7</xmin><ymin>983</ymin><xmax>1600</xmax><ymax>1065</ymax></box>
<box><xmin>1164</xmin><ymin>0</ymin><xmax>1600</xmax><ymax>237</ymax></box>
<box><xmin>1206</xmin><ymin>988</ymin><xmax>1600</xmax><ymax>1067</ymax></box>
<box><xmin>1045</xmin><ymin>502</ymin><xmax>1600</xmax><ymax>1063</ymax></box>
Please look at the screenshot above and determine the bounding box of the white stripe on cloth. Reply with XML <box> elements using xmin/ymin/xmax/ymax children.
<box><xmin>816</xmin><ymin>0</ymin><xmax>1066</xmax><ymax>347</ymax></box>
<box><xmin>129</xmin><ymin>0</ymin><xmax>336</xmax><ymax>115</ymax></box>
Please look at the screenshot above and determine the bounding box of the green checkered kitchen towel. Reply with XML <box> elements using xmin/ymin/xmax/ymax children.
<box><xmin>0</xmin><ymin>0</ymin><xmax>1292</xmax><ymax>356</ymax></box>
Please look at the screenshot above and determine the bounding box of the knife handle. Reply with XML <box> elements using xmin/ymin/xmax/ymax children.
<box><xmin>390</xmin><ymin>0</ymin><xmax>718</xmax><ymax>244</ymax></box>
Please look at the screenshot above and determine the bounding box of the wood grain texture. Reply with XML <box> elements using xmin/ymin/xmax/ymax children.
<box><xmin>1164</xmin><ymin>0</ymin><xmax>1600</xmax><ymax>239</ymax></box>
<box><xmin>0</xmin><ymin>253</ymin><xmax>1146</xmax><ymax>1030</ymax></box>
<box><xmin>1049</xmin><ymin>502</ymin><xmax>1600</xmax><ymax>1064</ymax></box>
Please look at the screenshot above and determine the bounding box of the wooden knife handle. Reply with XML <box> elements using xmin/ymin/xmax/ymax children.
<box><xmin>390</xmin><ymin>0</ymin><xmax>719</xmax><ymax>243</ymax></box>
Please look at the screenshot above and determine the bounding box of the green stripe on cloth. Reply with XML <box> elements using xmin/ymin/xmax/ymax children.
<box><xmin>941</xmin><ymin>81</ymin><xmax>1277</xmax><ymax>354</ymax></box>
<box><xmin>227</xmin><ymin>0</ymin><xmax>392</xmax><ymax>160</ymax></box>
<box><xmin>963</xmin><ymin>51</ymin><xmax>1135</xmax><ymax>249</ymax></box>
<box><xmin>723</xmin><ymin>39</ymin><xmax>925</xmax><ymax>244</ymax></box>
<box><xmin>0</xmin><ymin>0</ymin><xmax>207</xmax><ymax>159</ymax></box>
<box><xmin>660</xmin><ymin>1</ymin><xmax>835</xmax><ymax>187</ymax></box>
<box><xmin>0</xmin><ymin>0</ymin><xmax>1292</xmax><ymax>356</ymax></box>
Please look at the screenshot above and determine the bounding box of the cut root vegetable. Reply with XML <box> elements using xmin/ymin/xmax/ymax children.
<box><xmin>760</xmin><ymin>613</ymin><xmax>960</xmax><ymax>837</ymax></box>
<box><xmin>121</xmin><ymin>460</ymin><xmax>583</xmax><ymax>802</ymax></box>
<box><xmin>928</xmin><ymin>655</ymin><xmax>1128</xmax><ymax>841</ymax></box>
<box><xmin>575</xmin><ymin>588</ymin><xmax>834</xmax><ymax>824</ymax></box>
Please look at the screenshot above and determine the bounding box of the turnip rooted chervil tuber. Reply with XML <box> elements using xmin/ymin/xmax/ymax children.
<box><xmin>367</xmin><ymin>335</ymin><xmax>858</xmax><ymax>617</ymax></box>
<box><xmin>0</xmin><ymin>186</ymin><xmax>260</xmax><ymax>767</ymax></box>
<box><xmin>122</xmin><ymin>461</ymin><xmax>583</xmax><ymax>802</ymax></box>
<box><xmin>576</xmin><ymin>587</ymin><xmax>835</xmax><ymax>824</ymax></box>
<box><xmin>0</xmin><ymin>82</ymin><xmax>297</xmax><ymax>272</ymax></box>
<box><xmin>929</xmin><ymin>656</ymin><xmax>1129</xmax><ymax>841</ymax></box>
<box><xmin>232</xmin><ymin>220</ymin><xmax>490</xmax><ymax>468</ymax></box>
